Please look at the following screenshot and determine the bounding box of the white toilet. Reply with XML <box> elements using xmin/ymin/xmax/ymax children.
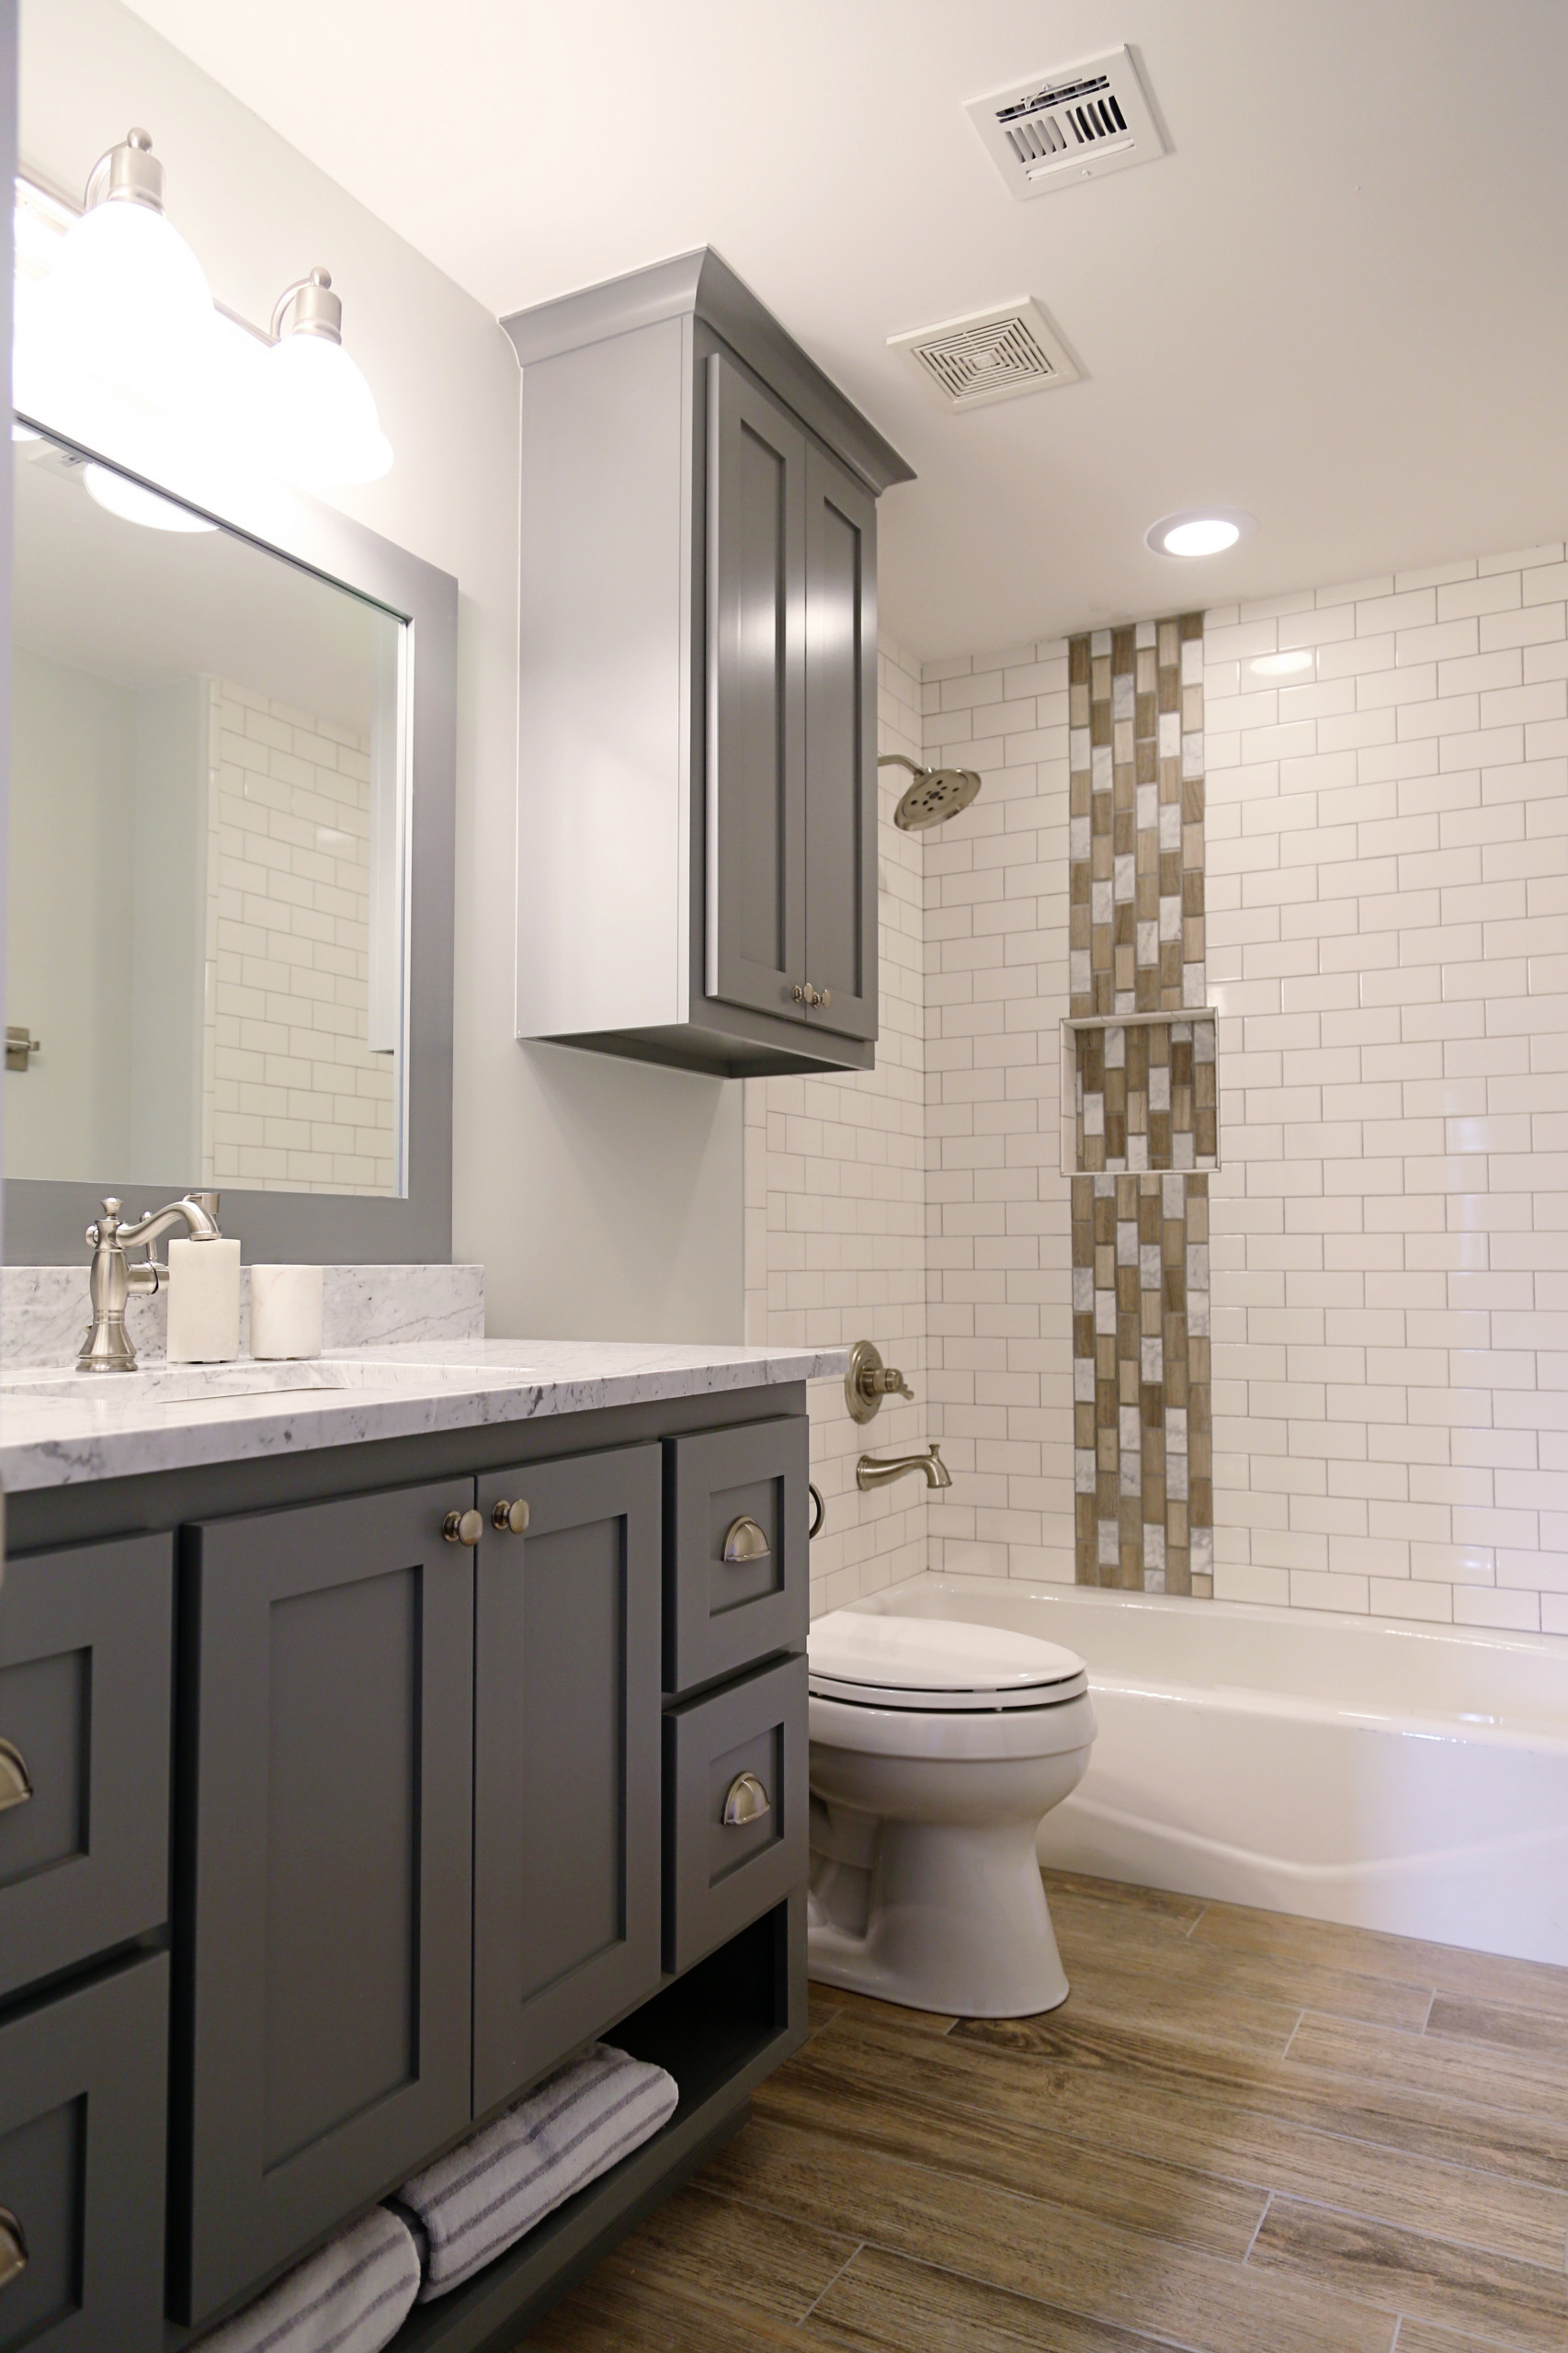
<box><xmin>807</xmin><ymin>1610</ymin><xmax>1096</xmax><ymax>2018</ymax></box>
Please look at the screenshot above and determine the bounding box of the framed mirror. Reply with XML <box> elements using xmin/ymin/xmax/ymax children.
<box><xmin>5</xmin><ymin>418</ymin><xmax>456</xmax><ymax>1263</ymax></box>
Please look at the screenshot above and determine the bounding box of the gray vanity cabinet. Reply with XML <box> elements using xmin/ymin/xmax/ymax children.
<box><xmin>174</xmin><ymin>1483</ymin><xmax>476</xmax><ymax>2327</ymax></box>
<box><xmin>0</xmin><ymin>1952</ymin><xmax>168</xmax><ymax>2353</ymax></box>
<box><xmin>472</xmin><ymin>1448</ymin><xmax>662</xmax><ymax>2117</ymax></box>
<box><xmin>506</xmin><ymin>246</ymin><xmax>910</xmax><ymax>1082</ymax></box>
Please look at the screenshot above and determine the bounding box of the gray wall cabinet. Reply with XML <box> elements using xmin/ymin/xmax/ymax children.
<box><xmin>175</xmin><ymin>1483</ymin><xmax>476</xmax><ymax>2326</ymax></box>
<box><xmin>506</xmin><ymin>246</ymin><xmax>912</xmax><ymax>1081</ymax></box>
<box><xmin>6</xmin><ymin>1389</ymin><xmax>810</xmax><ymax>2352</ymax></box>
<box><xmin>473</xmin><ymin>1448</ymin><xmax>662</xmax><ymax>2116</ymax></box>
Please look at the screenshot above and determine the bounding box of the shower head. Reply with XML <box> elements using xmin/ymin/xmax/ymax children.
<box><xmin>877</xmin><ymin>753</ymin><xmax>983</xmax><ymax>831</ymax></box>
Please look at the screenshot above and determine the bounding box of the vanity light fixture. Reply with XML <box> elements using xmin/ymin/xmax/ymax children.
<box><xmin>43</xmin><ymin>129</ymin><xmax>215</xmax><ymax>408</ymax></box>
<box><xmin>1145</xmin><ymin>507</ymin><xmax>1256</xmax><ymax>558</ymax></box>
<box><xmin>82</xmin><ymin>460</ymin><xmax>216</xmax><ymax>533</ymax></box>
<box><xmin>259</xmin><ymin>267</ymin><xmax>392</xmax><ymax>488</ymax></box>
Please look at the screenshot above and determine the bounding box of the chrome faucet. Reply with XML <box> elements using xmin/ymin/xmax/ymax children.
<box><xmin>856</xmin><ymin>1444</ymin><xmax>952</xmax><ymax>1494</ymax></box>
<box><xmin>79</xmin><ymin>1192</ymin><xmax>222</xmax><ymax>1372</ymax></box>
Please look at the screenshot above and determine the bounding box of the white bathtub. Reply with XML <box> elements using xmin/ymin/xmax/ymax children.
<box><xmin>846</xmin><ymin>1575</ymin><xmax>1568</xmax><ymax>1967</ymax></box>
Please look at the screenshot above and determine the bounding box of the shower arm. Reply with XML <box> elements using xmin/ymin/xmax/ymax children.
<box><xmin>877</xmin><ymin>754</ymin><xmax>926</xmax><ymax>778</ymax></box>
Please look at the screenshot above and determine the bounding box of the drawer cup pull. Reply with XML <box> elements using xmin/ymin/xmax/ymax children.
<box><xmin>492</xmin><ymin>1497</ymin><xmax>530</xmax><ymax>1534</ymax></box>
<box><xmin>0</xmin><ymin>2208</ymin><xmax>28</xmax><ymax>2288</ymax></box>
<box><xmin>722</xmin><ymin>1515</ymin><xmax>770</xmax><ymax>1564</ymax></box>
<box><xmin>808</xmin><ymin>1482</ymin><xmax>824</xmax><ymax>1540</ymax></box>
<box><xmin>722</xmin><ymin>1771</ymin><xmax>771</xmax><ymax>1827</ymax></box>
<box><xmin>0</xmin><ymin>1739</ymin><xmax>31</xmax><ymax>1813</ymax></box>
<box><xmin>443</xmin><ymin>1508</ymin><xmax>483</xmax><ymax>1547</ymax></box>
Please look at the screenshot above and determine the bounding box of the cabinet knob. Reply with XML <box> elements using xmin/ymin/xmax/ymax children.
<box><xmin>0</xmin><ymin>1739</ymin><xmax>31</xmax><ymax>1813</ymax></box>
<box><xmin>443</xmin><ymin>1508</ymin><xmax>483</xmax><ymax>1548</ymax></box>
<box><xmin>792</xmin><ymin>982</ymin><xmax>824</xmax><ymax>1010</ymax></box>
<box><xmin>722</xmin><ymin>1771</ymin><xmax>771</xmax><ymax>1828</ymax></box>
<box><xmin>722</xmin><ymin>1515</ymin><xmax>770</xmax><ymax>1563</ymax></box>
<box><xmin>0</xmin><ymin>2208</ymin><xmax>28</xmax><ymax>2290</ymax></box>
<box><xmin>492</xmin><ymin>1497</ymin><xmax>530</xmax><ymax>1535</ymax></box>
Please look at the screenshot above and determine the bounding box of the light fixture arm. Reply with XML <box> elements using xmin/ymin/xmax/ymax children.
<box><xmin>270</xmin><ymin>267</ymin><xmax>343</xmax><ymax>346</ymax></box>
<box><xmin>83</xmin><ymin>127</ymin><xmax>164</xmax><ymax>214</ymax></box>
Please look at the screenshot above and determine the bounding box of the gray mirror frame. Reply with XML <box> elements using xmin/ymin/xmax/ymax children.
<box><xmin>5</xmin><ymin>415</ymin><xmax>456</xmax><ymax>1266</ymax></box>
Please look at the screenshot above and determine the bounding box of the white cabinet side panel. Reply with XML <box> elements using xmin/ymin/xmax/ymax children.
<box><xmin>516</xmin><ymin>321</ymin><xmax>687</xmax><ymax>1037</ymax></box>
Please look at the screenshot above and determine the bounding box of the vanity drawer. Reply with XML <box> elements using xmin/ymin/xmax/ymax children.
<box><xmin>663</xmin><ymin>1653</ymin><xmax>807</xmax><ymax>1975</ymax></box>
<box><xmin>0</xmin><ymin>1950</ymin><xmax>168</xmax><ymax>2353</ymax></box>
<box><xmin>0</xmin><ymin>1538</ymin><xmax>173</xmax><ymax>2001</ymax></box>
<box><xmin>664</xmin><ymin>1417</ymin><xmax>809</xmax><ymax>1696</ymax></box>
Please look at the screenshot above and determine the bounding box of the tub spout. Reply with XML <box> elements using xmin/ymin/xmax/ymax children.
<box><xmin>857</xmin><ymin>1444</ymin><xmax>952</xmax><ymax>1494</ymax></box>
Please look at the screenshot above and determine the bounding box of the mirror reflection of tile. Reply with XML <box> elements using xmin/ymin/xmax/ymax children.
<box><xmin>201</xmin><ymin>678</ymin><xmax>395</xmax><ymax>1197</ymax></box>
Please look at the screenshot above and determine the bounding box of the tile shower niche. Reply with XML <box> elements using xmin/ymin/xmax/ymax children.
<box><xmin>1062</xmin><ymin>1010</ymin><xmax>1219</xmax><ymax>1178</ymax></box>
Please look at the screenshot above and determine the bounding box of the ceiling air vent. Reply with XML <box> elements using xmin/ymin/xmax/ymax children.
<box><xmin>966</xmin><ymin>45</ymin><xmax>1165</xmax><ymax>200</ymax></box>
<box><xmin>888</xmin><ymin>299</ymin><xmax>1079</xmax><ymax>413</ymax></box>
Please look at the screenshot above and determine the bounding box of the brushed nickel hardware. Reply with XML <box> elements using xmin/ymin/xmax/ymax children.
<box><xmin>722</xmin><ymin>1515</ymin><xmax>770</xmax><ymax>1564</ymax></box>
<box><xmin>722</xmin><ymin>1771</ymin><xmax>771</xmax><ymax>1827</ymax></box>
<box><xmin>0</xmin><ymin>2209</ymin><xmax>27</xmax><ymax>2290</ymax></box>
<box><xmin>0</xmin><ymin>1739</ymin><xmax>32</xmax><ymax>1813</ymax></box>
<box><xmin>808</xmin><ymin>1482</ymin><xmax>825</xmax><ymax>1540</ymax></box>
<box><xmin>491</xmin><ymin>1497</ymin><xmax>530</xmax><ymax>1534</ymax></box>
<box><xmin>78</xmin><ymin>1192</ymin><xmax>222</xmax><ymax>1373</ymax></box>
<box><xmin>877</xmin><ymin>752</ymin><xmax>983</xmax><ymax>832</ymax></box>
<box><xmin>5</xmin><ymin>1027</ymin><xmax>39</xmax><ymax>1073</ymax></box>
<box><xmin>845</xmin><ymin>1337</ymin><xmax>915</xmax><ymax>1425</ymax></box>
<box><xmin>857</xmin><ymin>1443</ymin><xmax>952</xmax><ymax>1493</ymax></box>
<box><xmin>443</xmin><ymin>1508</ymin><xmax>483</xmax><ymax>1547</ymax></box>
<box><xmin>820</xmin><ymin>989</ymin><xmax>831</xmax><ymax>1009</ymax></box>
<box><xmin>790</xmin><ymin>982</ymin><xmax>832</xmax><ymax>1011</ymax></box>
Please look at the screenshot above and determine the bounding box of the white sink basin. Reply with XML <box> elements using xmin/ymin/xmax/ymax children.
<box><xmin>2</xmin><ymin>1359</ymin><xmax>528</xmax><ymax>1406</ymax></box>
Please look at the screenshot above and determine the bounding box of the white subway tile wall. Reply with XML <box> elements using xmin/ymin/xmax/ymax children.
<box><xmin>1205</xmin><ymin>548</ymin><xmax>1568</xmax><ymax>1633</ymax></box>
<box><xmin>744</xmin><ymin>638</ymin><xmax>930</xmax><ymax>1617</ymax></box>
<box><xmin>920</xmin><ymin>638</ymin><xmax>1076</xmax><ymax>1586</ymax></box>
<box><xmin>202</xmin><ymin>679</ymin><xmax>396</xmax><ymax>1197</ymax></box>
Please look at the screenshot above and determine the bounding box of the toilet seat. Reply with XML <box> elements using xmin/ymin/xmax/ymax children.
<box><xmin>808</xmin><ymin>1609</ymin><xmax>1087</xmax><ymax>1712</ymax></box>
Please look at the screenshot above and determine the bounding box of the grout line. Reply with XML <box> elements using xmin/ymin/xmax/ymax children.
<box><xmin>1241</xmin><ymin>2190</ymin><xmax>1274</xmax><ymax>2266</ymax></box>
<box><xmin>1279</xmin><ymin>2008</ymin><xmax>1305</xmax><ymax>2062</ymax></box>
<box><xmin>1183</xmin><ymin>1904</ymin><xmax>1209</xmax><ymax>1941</ymax></box>
<box><xmin>1420</xmin><ymin>1987</ymin><xmax>1437</xmax><ymax>2035</ymax></box>
<box><xmin>796</xmin><ymin>2241</ymin><xmax>865</xmax><ymax>2324</ymax></box>
<box><xmin>1390</xmin><ymin>2320</ymin><xmax>1402</xmax><ymax>2350</ymax></box>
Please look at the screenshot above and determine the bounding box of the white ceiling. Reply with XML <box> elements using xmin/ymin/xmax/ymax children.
<box><xmin>123</xmin><ymin>0</ymin><xmax>1568</xmax><ymax>659</ymax></box>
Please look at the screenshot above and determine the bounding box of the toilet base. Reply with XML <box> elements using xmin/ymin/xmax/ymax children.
<box><xmin>807</xmin><ymin>1815</ymin><xmax>1070</xmax><ymax>2018</ymax></box>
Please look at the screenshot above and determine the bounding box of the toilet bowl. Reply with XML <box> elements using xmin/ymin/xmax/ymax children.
<box><xmin>807</xmin><ymin>1610</ymin><xmax>1096</xmax><ymax>2018</ymax></box>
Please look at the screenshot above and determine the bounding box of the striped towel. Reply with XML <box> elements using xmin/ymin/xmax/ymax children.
<box><xmin>391</xmin><ymin>2042</ymin><xmax>678</xmax><ymax>2302</ymax></box>
<box><xmin>193</xmin><ymin>2207</ymin><xmax>420</xmax><ymax>2353</ymax></box>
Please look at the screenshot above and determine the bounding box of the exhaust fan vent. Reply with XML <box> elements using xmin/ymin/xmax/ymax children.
<box><xmin>966</xmin><ymin>45</ymin><xmax>1165</xmax><ymax>201</ymax></box>
<box><xmin>889</xmin><ymin>299</ymin><xmax>1079</xmax><ymax>413</ymax></box>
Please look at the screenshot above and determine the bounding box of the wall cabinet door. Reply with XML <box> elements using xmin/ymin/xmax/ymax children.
<box><xmin>802</xmin><ymin>442</ymin><xmax>878</xmax><ymax>1042</ymax></box>
<box><xmin>0</xmin><ymin>1952</ymin><xmax>167</xmax><ymax>2353</ymax></box>
<box><xmin>472</xmin><ymin>1448</ymin><xmax>662</xmax><ymax>2118</ymax></box>
<box><xmin>706</xmin><ymin>351</ymin><xmax>809</xmax><ymax>1025</ymax></box>
<box><xmin>175</xmin><ymin>1482</ymin><xmax>475</xmax><ymax>2326</ymax></box>
<box><xmin>0</xmin><ymin>1536</ymin><xmax>171</xmax><ymax>2002</ymax></box>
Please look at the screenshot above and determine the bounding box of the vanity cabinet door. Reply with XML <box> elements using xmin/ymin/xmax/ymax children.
<box><xmin>472</xmin><ymin>1447</ymin><xmax>662</xmax><ymax>2118</ymax></box>
<box><xmin>801</xmin><ymin>440</ymin><xmax>878</xmax><ymax>1043</ymax></box>
<box><xmin>0</xmin><ymin>1536</ymin><xmax>172</xmax><ymax>2001</ymax></box>
<box><xmin>174</xmin><ymin>1482</ymin><xmax>475</xmax><ymax>2327</ymax></box>
<box><xmin>0</xmin><ymin>1951</ymin><xmax>168</xmax><ymax>2353</ymax></box>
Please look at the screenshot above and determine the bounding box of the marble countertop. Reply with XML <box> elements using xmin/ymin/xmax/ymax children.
<box><xmin>0</xmin><ymin>1339</ymin><xmax>848</xmax><ymax>1492</ymax></box>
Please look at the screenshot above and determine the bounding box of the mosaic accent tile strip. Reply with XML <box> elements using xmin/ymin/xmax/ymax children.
<box><xmin>1068</xmin><ymin>616</ymin><xmax>1212</xmax><ymax>1597</ymax></box>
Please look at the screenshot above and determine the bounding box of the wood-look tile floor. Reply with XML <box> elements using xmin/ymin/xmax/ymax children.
<box><xmin>529</xmin><ymin>1873</ymin><xmax>1568</xmax><ymax>2352</ymax></box>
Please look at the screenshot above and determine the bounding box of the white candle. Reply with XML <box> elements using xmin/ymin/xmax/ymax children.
<box><xmin>166</xmin><ymin>1237</ymin><xmax>242</xmax><ymax>1362</ymax></box>
<box><xmin>250</xmin><ymin>1265</ymin><xmax>324</xmax><ymax>1360</ymax></box>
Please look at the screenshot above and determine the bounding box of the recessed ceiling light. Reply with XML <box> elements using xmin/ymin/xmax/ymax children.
<box><xmin>1249</xmin><ymin>650</ymin><xmax>1313</xmax><ymax>677</ymax></box>
<box><xmin>1146</xmin><ymin>507</ymin><xmax>1256</xmax><ymax>558</ymax></box>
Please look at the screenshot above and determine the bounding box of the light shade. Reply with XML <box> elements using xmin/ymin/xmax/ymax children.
<box><xmin>1146</xmin><ymin>507</ymin><xmax>1256</xmax><ymax>559</ymax></box>
<box><xmin>44</xmin><ymin>195</ymin><xmax>216</xmax><ymax>409</ymax></box>
<box><xmin>83</xmin><ymin>461</ymin><xmax>217</xmax><ymax>532</ymax></box>
<box><xmin>257</xmin><ymin>330</ymin><xmax>392</xmax><ymax>489</ymax></box>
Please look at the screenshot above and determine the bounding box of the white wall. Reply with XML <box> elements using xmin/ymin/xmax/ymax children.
<box><xmin>1205</xmin><ymin>546</ymin><xmax>1568</xmax><ymax>1634</ymax></box>
<box><xmin>17</xmin><ymin>0</ymin><xmax>743</xmax><ymax>1336</ymax></box>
